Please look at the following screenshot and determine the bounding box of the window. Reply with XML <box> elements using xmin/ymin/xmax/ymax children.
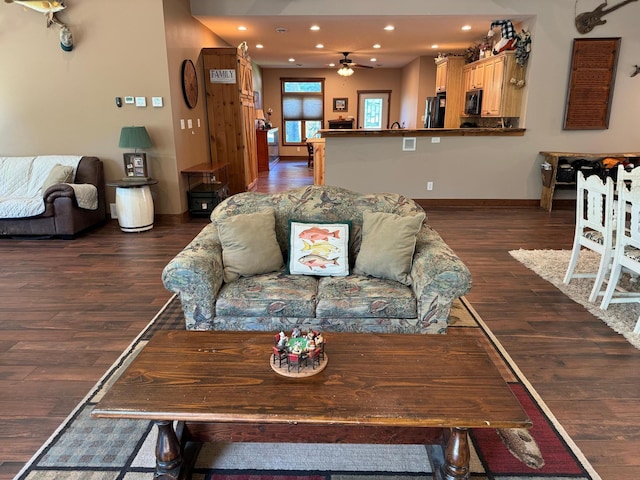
<box><xmin>281</xmin><ymin>78</ymin><xmax>324</xmax><ymax>145</ymax></box>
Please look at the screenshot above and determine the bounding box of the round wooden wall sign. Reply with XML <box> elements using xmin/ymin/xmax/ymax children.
<box><xmin>181</xmin><ymin>59</ymin><xmax>198</xmax><ymax>109</ymax></box>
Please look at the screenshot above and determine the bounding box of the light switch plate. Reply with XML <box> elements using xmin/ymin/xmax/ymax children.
<box><xmin>135</xmin><ymin>96</ymin><xmax>146</xmax><ymax>107</ymax></box>
<box><xmin>152</xmin><ymin>97</ymin><xmax>163</xmax><ymax>107</ymax></box>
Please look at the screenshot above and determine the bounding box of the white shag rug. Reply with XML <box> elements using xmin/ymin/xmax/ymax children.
<box><xmin>509</xmin><ymin>249</ymin><xmax>640</xmax><ymax>350</ymax></box>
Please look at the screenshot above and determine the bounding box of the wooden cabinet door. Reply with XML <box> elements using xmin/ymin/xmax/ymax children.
<box><xmin>471</xmin><ymin>63</ymin><xmax>484</xmax><ymax>89</ymax></box>
<box><xmin>435</xmin><ymin>61</ymin><xmax>447</xmax><ymax>93</ymax></box>
<box><xmin>482</xmin><ymin>57</ymin><xmax>504</xmax><ymax>117</ymax></box>
<box><xmin>462</xmin><ymin>66</ymin><xmax>471</xmax><ymax>91</ymax></box>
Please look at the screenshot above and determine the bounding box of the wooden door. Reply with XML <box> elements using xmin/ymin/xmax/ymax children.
<box><xmin>241</xmin><ymin>96</ymin><xmax>258</xmax><ymax>190</ymax></box>
<box><xmin>202</xmin><ymin>47</ymin><xmax>256</xmax><ymax>195</ymax></box>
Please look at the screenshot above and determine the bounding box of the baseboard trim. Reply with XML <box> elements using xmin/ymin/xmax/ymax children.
<box><xmin>414</xmin><ymin>199</ymin><xmax>541</xmax><ymax>208</ymax></box>
<box><xmin>156</xmin><ymin>199</ymin><xmax>563</xmax><ymax>225</ymax></box>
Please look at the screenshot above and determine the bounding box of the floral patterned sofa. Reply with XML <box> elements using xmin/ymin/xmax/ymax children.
<box><xmin>162</xmin><ymin>185</ymin><xmax>472</xmax><ymax>334</ymax></box>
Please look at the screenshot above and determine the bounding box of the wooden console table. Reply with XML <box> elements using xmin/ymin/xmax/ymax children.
<box><xmin>180</xmin><ymin>163</ymin><xmax>229</xmax><ymax>216</ymax></box>
<box><xmin>539</xmin><ymin>151</ymin><xmax>640</xmax><ymax>211</ymax></box>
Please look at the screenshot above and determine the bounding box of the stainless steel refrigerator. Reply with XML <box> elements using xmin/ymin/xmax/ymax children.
<box><xmin>424</xmin><ymin>93</ymin><xmax>446</xmax><ymax>128</ymax></box>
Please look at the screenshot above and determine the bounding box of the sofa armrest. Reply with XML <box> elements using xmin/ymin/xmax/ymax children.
<box><xmin>43</xmin><ymin>183</ymin><xmax>75</xmax><ymax>204</ymax></box>
<box><xmin>161</xmin><ymin>223</ymin><xmax>224</xmax><ymax>329</ymax></box>
<box><xmin>410</xmin><ymin>225</ymin><xmax>472</xmax><ymax>332</ymax></box>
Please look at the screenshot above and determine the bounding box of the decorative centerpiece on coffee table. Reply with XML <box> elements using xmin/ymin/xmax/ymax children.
<box><xmin>270</xmin><ymin>328</ymin><xmax>328</xmax><ymax>378</ymax></box>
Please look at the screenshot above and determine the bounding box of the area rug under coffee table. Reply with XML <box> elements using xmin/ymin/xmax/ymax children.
<box><xmin>13</xmin><ymin>297</ymin><xmax>600</xmax><ymax>480</ymax></box>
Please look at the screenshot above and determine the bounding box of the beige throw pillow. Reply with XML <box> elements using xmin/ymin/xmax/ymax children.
<box><xmin>41</xmin><ymin>164</ymin><xmax>74</xmax><ymax>192</ymax></box>
<box><xmin>354</xmin><ymin>210</ymin><xmax>426</xmax><ymax>285</ymax></box>
<box><xmin>216</xmin><ymin>210</ymin><xmax>284</xmax><ymax>283</ymax></box>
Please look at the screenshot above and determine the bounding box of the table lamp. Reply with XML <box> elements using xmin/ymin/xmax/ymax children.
<box><xmin>119</xmin><ymin>126</ymin><xmax>152</xmax><ymax>180</ymax></box>
<box><xmin>255</xmin><ymin>109</ymin><xmax>266</xmax><ymax>129</ymax></box>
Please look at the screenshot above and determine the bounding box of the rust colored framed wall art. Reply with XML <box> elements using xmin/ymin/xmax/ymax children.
<box><xmin>563</xmin><ymin>38</ymin><xmax>621</xmax><ymax>130</ymax></box>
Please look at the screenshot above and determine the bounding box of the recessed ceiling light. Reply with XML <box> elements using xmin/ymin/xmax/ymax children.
<box><xmin>288</xmin><ymin>58</ymin><xmax>295</xmax><ymax>62</ymax></box>
<box><xmin>329</xmin><ymin>63</ymin><xmax>336</xmax><ymax>67</ymax></box>
<box><xmin>370</xmin><ymin>58</ymin><xmax>377</xmax><ymax>62</ymax></box>
<box><xmin>275</xmin><ymin>27</ymin><xmax>287</xmax><ymax>33</ymax></box>
<box><xmin>384</xmin><ymin>25</ymin><xmax>395</xmax><ymax>31</ymax></box>
<box><xmin>310</xmin><ymin>25</ymin><xmax>320</xmax><ymax>31</ymax></box>
<box><xmin>461</xmin><ymin>25</ymin><xmax>472</xmax><ymax>31</ymax></box>
<box><xmin>431</xmin><ymin>44</ymin><xmax>439</xmax><ymax>49</ymax></box>
<box><xmin>373</xmin><ymin>44</ymin><xmax>381</xmax><ymax>49</ymax></box>
<box><xmin>237</xmin><ymin>26</ymin><xmax>247</xmax><ymax>31</ymax></box>
<box><xmin>316</xmin><ymin>44</ymin><xmax>324</xmax><ymax>49</ymax></box>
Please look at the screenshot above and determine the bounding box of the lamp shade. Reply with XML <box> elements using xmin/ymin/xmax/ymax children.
<box><xmin>255</xmin><ymin>109</ymin><xmax>265</xmax><ymax>120</ymax></box>
<box><xmin>337</xmin><ymin>66</ymin><xmax>354</xmax><ymax>77</ymax></box>
<box><xmin>119</xmin><ymin>126</ymin><xmax>152</xmax><ymax>150</ymax></box>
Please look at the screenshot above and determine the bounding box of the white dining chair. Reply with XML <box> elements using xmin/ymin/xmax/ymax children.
<box><xmin>599</xmin><ymin>183</ymin><xmax>640</xmax><ymax>333</ymax></box>
<box><xmin>563</xmin><ymin>171</ymin><xmax>616</xmax><ymax>303</ymax></box>
<box><xmin>615</xmin><ymin>163</ymin><xmax>640</xmax><ymax>195</ymax></box>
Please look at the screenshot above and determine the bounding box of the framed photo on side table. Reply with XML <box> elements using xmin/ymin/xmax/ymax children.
<box><xmin>123</xmin><ymin>153</ymin><xmax>149</xmax><ymax>179</ymax></box>
<box><xmin>333</xmin><ymin>97</ymin><xmax>348</xmax><ymax>112</ymax></box>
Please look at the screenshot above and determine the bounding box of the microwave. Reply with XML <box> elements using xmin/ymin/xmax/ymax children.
<box><xmin>464</xmin><ymin>89</ymin><xmax>483</xmax><ymax>115</ymax></box>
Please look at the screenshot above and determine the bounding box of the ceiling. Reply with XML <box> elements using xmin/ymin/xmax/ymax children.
<box><xmin>192</xmin><ymin>14</ymin><xmax>533</xmax><ymax>70</ymax></box>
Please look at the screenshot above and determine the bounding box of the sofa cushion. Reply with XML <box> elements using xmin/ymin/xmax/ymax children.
<box><xmin>216</xmin><ymin>210</ymin><xmax>284</xmax><ymax>283</ymax></box>
<box><xmin>354</xmin><ymin>211</ymin><xmax>425</xmax><ymax>286</ymax></box>
<box><xmin>216</xmin><ymin>271</ymin><xmax>318</xmax><ymax>317</ymax></box>
<box><xmin>316</xmin><ymin>275</ymin><xmax>417</xmax><ymax>318</ymax></box>
<box><xmin>41</xmin><ymin>164</ymin><xmax>74</xmax><ymax>192</ymax></box>
<box><xmin>288</xmin><ymin>221</ymin><xmax>350</xmax><ymax>276</ymax></box>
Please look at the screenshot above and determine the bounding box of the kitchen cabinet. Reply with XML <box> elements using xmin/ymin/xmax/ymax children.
<box><xmin>482</xmin><ymin>56</ymin><xmax>504</xmax><ymax>116</ymax></box>
<box><xmin>470</xmin><ymin>63</ymin><xmax>485</xmax><ymax>89</ymax></box>
<box><xmin>434</xmin><ymin>56</ymin><xmax>465</xmax><ymax>128</ymax></box>
<box><xmin>202</xmin><ymin>47</ymin><xmax>258</xmax><ymax>195</ymax></box>
<box><xmin>481</xmin><ymin>52</ymin><xmax>523</xmax><ymax>118</ymax></box>
<box><xmin>435</xmin><ymin>60</ymin><xmax>448</xmax><ymax>93</ymax></box>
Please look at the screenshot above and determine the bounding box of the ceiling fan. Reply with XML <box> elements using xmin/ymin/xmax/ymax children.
<box><xmin>337</xmin><ymin>52</ymin><xmax>373</xmax><ymax>76</ymax></box>
<box><xmin>339</xmin><ymin>52</ymin><xmax>374</xmax><ymax>69</ymax></box>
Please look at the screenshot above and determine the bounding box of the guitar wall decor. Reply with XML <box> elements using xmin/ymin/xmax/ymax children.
<box><xmin>575</xmin><ymin>0</ymin><xmax>638</xmax><ymax>34</ymax></box>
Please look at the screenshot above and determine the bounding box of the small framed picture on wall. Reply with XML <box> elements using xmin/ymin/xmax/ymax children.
<box><xmin>333</xmin><ymin>97</ymin><xmax>348</xmax><ymax>112</ymax></box>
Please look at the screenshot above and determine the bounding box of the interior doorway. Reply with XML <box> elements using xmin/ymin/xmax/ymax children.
<box><xmin>357</xmin><ymin>90</ymin><xmax>391</xmax><ymax>129</ymax></box>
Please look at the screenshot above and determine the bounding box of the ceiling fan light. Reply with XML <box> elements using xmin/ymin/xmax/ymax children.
<box><xmin>337</xmin><ymin>66</ymin><xmax>354</xmax><ymax>76</ymax></box>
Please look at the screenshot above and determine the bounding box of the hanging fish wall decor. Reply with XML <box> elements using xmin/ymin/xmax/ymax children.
<box><xmin>5</xmin><ymin>0</ymin><xmax>73</xmax><ymax>52</ymax></box>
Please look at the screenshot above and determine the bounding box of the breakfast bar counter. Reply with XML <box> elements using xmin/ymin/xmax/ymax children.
<box><xmin>320</xmin><ymin>127</ymin><xmax>526</xmax><ymax>138</ymax></box>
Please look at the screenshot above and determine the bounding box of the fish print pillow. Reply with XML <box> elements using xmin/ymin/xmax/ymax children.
<box><xmin>288</xmin><ymin>221</ymin><xmax>350</xmax><ymax>276</ymax></box>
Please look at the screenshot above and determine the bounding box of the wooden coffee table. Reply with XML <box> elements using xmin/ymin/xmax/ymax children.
<box><xmin>92</xmin><ymin>331</ymin><xmax>531</xmax><ymax>480</ymax></box>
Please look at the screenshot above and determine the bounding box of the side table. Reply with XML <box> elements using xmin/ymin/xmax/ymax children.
<box><xmin>106</xmin><ymin>179</ymin><xmax>158</xmax><ymax>232</ymax></box>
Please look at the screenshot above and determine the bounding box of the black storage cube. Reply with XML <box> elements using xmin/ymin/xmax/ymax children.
<box><xmin>556</xmin><ymin>159</ymin><xmax>576</xmax><ymax>183</ymax></box>
<box><xmin>188</xmin><ymin>183</ymin><xmax>229</xmax><ymax>216</ymax></box>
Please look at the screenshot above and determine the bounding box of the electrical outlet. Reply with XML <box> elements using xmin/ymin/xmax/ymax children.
<box><xmin>427</xmin><ymin>181</ymin><xmax>434</xmax><ymax>191</ymax></box>
<box><xmin>431</xmin><ymin>137</ymin><xmax>441</xmax><ymax>144</ymax></box>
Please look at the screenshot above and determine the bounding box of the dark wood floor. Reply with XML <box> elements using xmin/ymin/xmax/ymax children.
<box><xmin>1</xmin><ymin>159</ymin><xmax>638</xmax><ymax>479</ymax></box>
